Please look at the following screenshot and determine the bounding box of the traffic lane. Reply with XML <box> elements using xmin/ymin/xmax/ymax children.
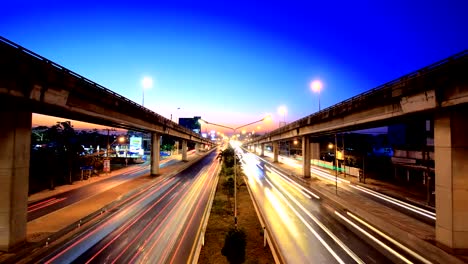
<box><xmin>167</xmin><ymin>158</ymin><xmax>220</xmax><ymax>263</ymax></box>
<box><xmin>145</xmin><ymin>157</ymin><xmax>219</xmax><ymax>264</ymax></box>
<box><xmin>71</xmin><ymin>177</ymin><xmax>186</xmax><ymax>264</ymax></box>
<box><xmin>241</xmin><ymin>155</ymin><xmax>344</xmax><ymax>263</ymax></box>
<box><xmin>27</xmin><ymin>157</ymin><xmax>179</xmax><ymax>221</ymax></box>
<box><xmin>241</xmin><ymin>152</ymin><xmax>392</xmax><ymax>263</ymax></box>
<box><xmin>243</xmin><ymin>163</ymin><xmax>338</xmax><ymax>263</ymax></box>
<box><xmin>308</xmin><ymin>165</ymin><xmax>436</xmax><ymax>225</ymax></box>
<box><xmin>27</xmin><ymin>165</ymin><xmax>148</xmax><ymax>221</ymax></box>
<box><xmin>65</xmin><ymin>152</ymin><xmax>217</xmax><ymax>263</ymax></box>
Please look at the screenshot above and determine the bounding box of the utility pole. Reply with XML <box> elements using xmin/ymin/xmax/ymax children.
<box><xmin>335</xmin><ymin>134</ymin><xmax>338</xmax><ymax>195</ymax></box>
<box><xmin>342</xmin><ymin>133</ymin><xmax>346</xmax><ymax>177</ymax></box>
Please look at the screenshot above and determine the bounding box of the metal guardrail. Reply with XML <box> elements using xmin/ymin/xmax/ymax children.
<box><xmin>0</xmin><ymin>36</ymin><xmax>208</xmax><ymax>143</ymax></box>
<box><xmin>260</xmin><ymin>49</ymin><xmax>467</xmax><ymax>139</ymax></box>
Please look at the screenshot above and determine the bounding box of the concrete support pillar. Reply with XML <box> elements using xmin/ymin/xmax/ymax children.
<box><xmin>253</xmin><ymin>144</ymin><xmax>257</xmax><ymax>154</ymax></box>
<box><xmin>261</xmin><ymin>143</ymin><xmax>265</xmax><ymax>157</ymax></box>
<box><xmin>175</xmin><ymin>141</ymin><xmax>179</xmax><ymax>155</ymax></box>
<box><xmin>273</xmin><ymin>141</ymin><xmax>279</xmax><ymax>163</ymax></box>
<box><xmin>435</xmin><ymin>106</ymin><xmax>468</xmax><ymax>251</ymax></box>
<box><xmin>302</xmin><ymin>136</ymin><xmax>311</xmax><ymax>178</ymax></box>
<box><xmin>310</xmin><ymin>142</ymin><xmax>320</xmax><ymax>160</ymax></box>
<box><xmin>0</xmin><ymin>110</ymin><xmax>31</xmax><ymax>251</ymax></box>
<box><xmin>195</xmin><ymin>143</ymin><xmax>200</xmax><ymax>153</ymax></box>
<box><xmin>150</xmin><ymin>133</ymin><xmax>160</xmax><ymax>176</ymax></box>
<box><xmin>182</xmin><ymin>140</ymin><xmax>188</xmax><ymax>161</ymax></box>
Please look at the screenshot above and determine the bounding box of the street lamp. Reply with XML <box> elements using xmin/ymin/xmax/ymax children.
<box><xmin>310</xmin><ymin>80</ymin><xmax>323</xmax><ymax>111</ymax></box>
<box><xmin>199</xmin><ymin>114</ymin><xmax>272</xmax><ymax>227</ymax></box>
<box><xmin>141</xmin><ymin>76</ymin><xmax>153</xmax><ymax>106</ymax></box>
<box><xmin>171</xmin><ymin>107</ymin><xmax>181</xmax><ymax>123</ymax></box>
<box><xmin>328</xmin><ymin>141</ymin><xmax>338</xmax><ymax>194</ymax></box>
<box><xmin>277</xmin><ymin>105</ymin><xmax>287</xmax><ymax>127</ymax></box>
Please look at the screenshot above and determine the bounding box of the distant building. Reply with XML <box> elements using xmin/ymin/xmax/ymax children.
<box><xmin>179</xmin><ymin>116</ymin><xmax>201</xmax><ymax>134</ymax></box>
<box><xmin>388</xmin><ymin>120</ymin><xmax>434</xmax><ymax>204</ymax></box>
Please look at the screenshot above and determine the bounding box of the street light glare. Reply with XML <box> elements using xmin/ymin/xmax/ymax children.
<box><xmin>263</xmin><ymin>113</ymin><xmax>272</xmax><ymax>122</ymax></box>
<box><xmin>142</xmin><ymin>76</ymin><xmax>153</xmax><ymax>89</ymax></box>
<box><xmin>311</xmin><ymin>80</ymin><xmax>322</xmax><ymax>93</ymax></box>
<box><xmin>278</xmin><ymin>106</ymin><xmax>287</xmax><ymax>115</ymax></box>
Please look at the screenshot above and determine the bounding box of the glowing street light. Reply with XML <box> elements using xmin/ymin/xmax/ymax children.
<box><xmin>277</xmin><ymin>105</ymin><xmax>287</xmax><ymax>127</ymax></box>
<box><xmin>310</xmin><ymin>80</ymin><xmax>323</xmax><ymax>111</ymax></box>
<box><xmin>141</xmin><ymin>76</ymin><xmax>153</xmax><ymax>106</ymax></box>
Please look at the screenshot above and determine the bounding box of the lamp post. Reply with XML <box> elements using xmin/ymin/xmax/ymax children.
<box><xmin>335</xmin><ymin>134</ymin><xmax>338</xmax><ymax>194</ymax></box>
<box><xmin>310</xmin><ymin>80</ymin><xmax>323</xmax><ymax>112</ymax></box>
<box><xmin>328</xmin><ymin>140</ymin><xmax>338</xmax><ymax>194</ymax></box>
<box><xmin>141</xmin><ymin>76</ymin><xmax>153</xmax><ymax>107</ymax></box>
<box><xmin>277</xmin><ymin>105</ymin><xmax>287</xmax><ymax>127</ymax></box>
<box><xmin>171</xmin><ymin>107</ymin><xmax>181</xmax><ymax>123</ymax></box>
<box><xmin>199</xmin><ymin>115</ymin><xmax>272</xmax><ymax>227</ymax></box>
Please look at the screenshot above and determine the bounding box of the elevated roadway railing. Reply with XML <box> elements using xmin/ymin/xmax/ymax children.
<box><xmin>0</xmin><ymin>36</ymin><xmax>209</xmax><ymax>144</ymax></box>
<box><xmin>251</xmin><ymin>50</ymin><xmax>467</xmax><ymax>143</ymax></box>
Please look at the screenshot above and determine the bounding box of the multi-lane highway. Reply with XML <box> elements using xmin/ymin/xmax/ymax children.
<box><xmin>31</xmin><ymin>151</ymin><xmax>219</xmax><ymax>264</ymax></box>
<box><xmin>238</xmin><ymin>147</ymin><xmax>432</xmax><ymax>263</ymax></box>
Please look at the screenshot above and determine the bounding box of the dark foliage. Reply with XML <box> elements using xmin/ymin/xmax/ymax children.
<box><xmin>221</xmin><ymin>228</ymin><xmax>247</xmax><ymax>264</ymax></box>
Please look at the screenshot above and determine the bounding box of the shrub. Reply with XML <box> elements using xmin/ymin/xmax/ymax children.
<box><xmin>222</xmin><ymin>177</ymin><xmax>235</xmax><ymax>198</ymax></box>
<box><xmin>221</xmin><ymin>228</ymin><xmax>247</xmax><ymax>264</ymax></box>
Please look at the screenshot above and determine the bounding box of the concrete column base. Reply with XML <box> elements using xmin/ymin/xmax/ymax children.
<box><xmin>273</xmin><ymin>142</ymin><xmax>279</xmax><ymax>163</ymax></box>
<box><xmin>182</xmin><ymin>140</ymin><xmax>188</xmax><ymax>161</ymax></box>
<box><xmin>302</xmin><ymin>136</ymin><xmax>311</xmax><ymax>178</ymax></box>
<box><xmin>150</xmin><ymin>133</ymin><xmax>160</xmax><ymax>176</ymax></box>
<box><xmin>435</xmin><ymin>105</ymin><xmax>468</xmax><ymax>250</ymax></box>
<box><xmin>0</xmin><ymin>110</ymin><xmax>31</xmax><ymax>251</ymax></box>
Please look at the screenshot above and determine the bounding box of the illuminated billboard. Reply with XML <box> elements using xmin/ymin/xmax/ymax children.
<box><xmin>129</xmin><ymin>136</ymin><xmax>142</xmax><ymax>152</ymax></box>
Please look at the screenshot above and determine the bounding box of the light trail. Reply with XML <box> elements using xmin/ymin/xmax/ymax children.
<box><xmin>335</xmin><ymin>211</ymin><xmax>416</xmax><ymax>264</ymax></box>
<box><xmin>350</xmin><ymin>185</ymin><xmax>436</xmax><ymax>220</ymax></box>
<box><xmin>264</xmin><ymin>178</ymin><xmax>348</xmax><ymax>264</ymax></box>
<box><xmin>265</xmin><ymin>177</ymin><xmax>364</xmax><ymax>264</ymax></box>
<box><xmin>169</xmin><ymin>161</ymin><xmax>218</xmax><ymax>263</ymax></box>
<box><xmin>346</xmin><ymin>211</ymin><xmax>432</xmax><ymax>264</ymax></box>
<box><xmin>44</xmin><ymin>177</ymin><xmax>177</xmax><ymax>264</ymax></box>
<box><xmin>266</xmin><ymin>165</ymin><xmax>320</xmax><ymax>199</ymax></box>
<box><xmin>86</xmin><ymin>181</ymin><xmax>182</xmax><ymax>263</ymax></box>
<box><xmin>27</xmin><ymin>197</ymin><xmax>67</xmax><ymax>212</ymax></box>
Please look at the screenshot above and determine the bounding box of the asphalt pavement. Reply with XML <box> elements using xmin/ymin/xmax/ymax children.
<box><xmin>0</xmin><ymin>150</ymin><xmax>211</xmax><ymax>264</ymax></box>
<box><xmin>26</xmin><ymin>151</ymin><xmax>207</xmax><ymax>243</ymax></box>
<box><xmin>255</xmin><ymin>152</ymin><xmax>466</xmax><ymax>264</ymax></box>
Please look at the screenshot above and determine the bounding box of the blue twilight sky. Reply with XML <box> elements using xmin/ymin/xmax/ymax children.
<box><xmin>1</xmin><ymin>0</ymin><xmax>467</xmax><ymax>133</ymax></box>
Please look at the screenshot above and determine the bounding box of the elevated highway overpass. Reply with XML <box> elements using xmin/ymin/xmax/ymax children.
<box><xmin>247</xmin><ymin>51</ymin><xmax>468</xmax><ymax>252</ymax></box>
<box><xmin>0</xmin><ymin>36</ymin><xmax>212</xmax><ymax>250</ymax></box>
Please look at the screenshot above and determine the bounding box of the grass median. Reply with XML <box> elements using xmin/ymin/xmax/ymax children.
<box><xmin>198</xmin><ymin>148</ymin><xmax>274</xmax><ymax>264</ymax></box>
